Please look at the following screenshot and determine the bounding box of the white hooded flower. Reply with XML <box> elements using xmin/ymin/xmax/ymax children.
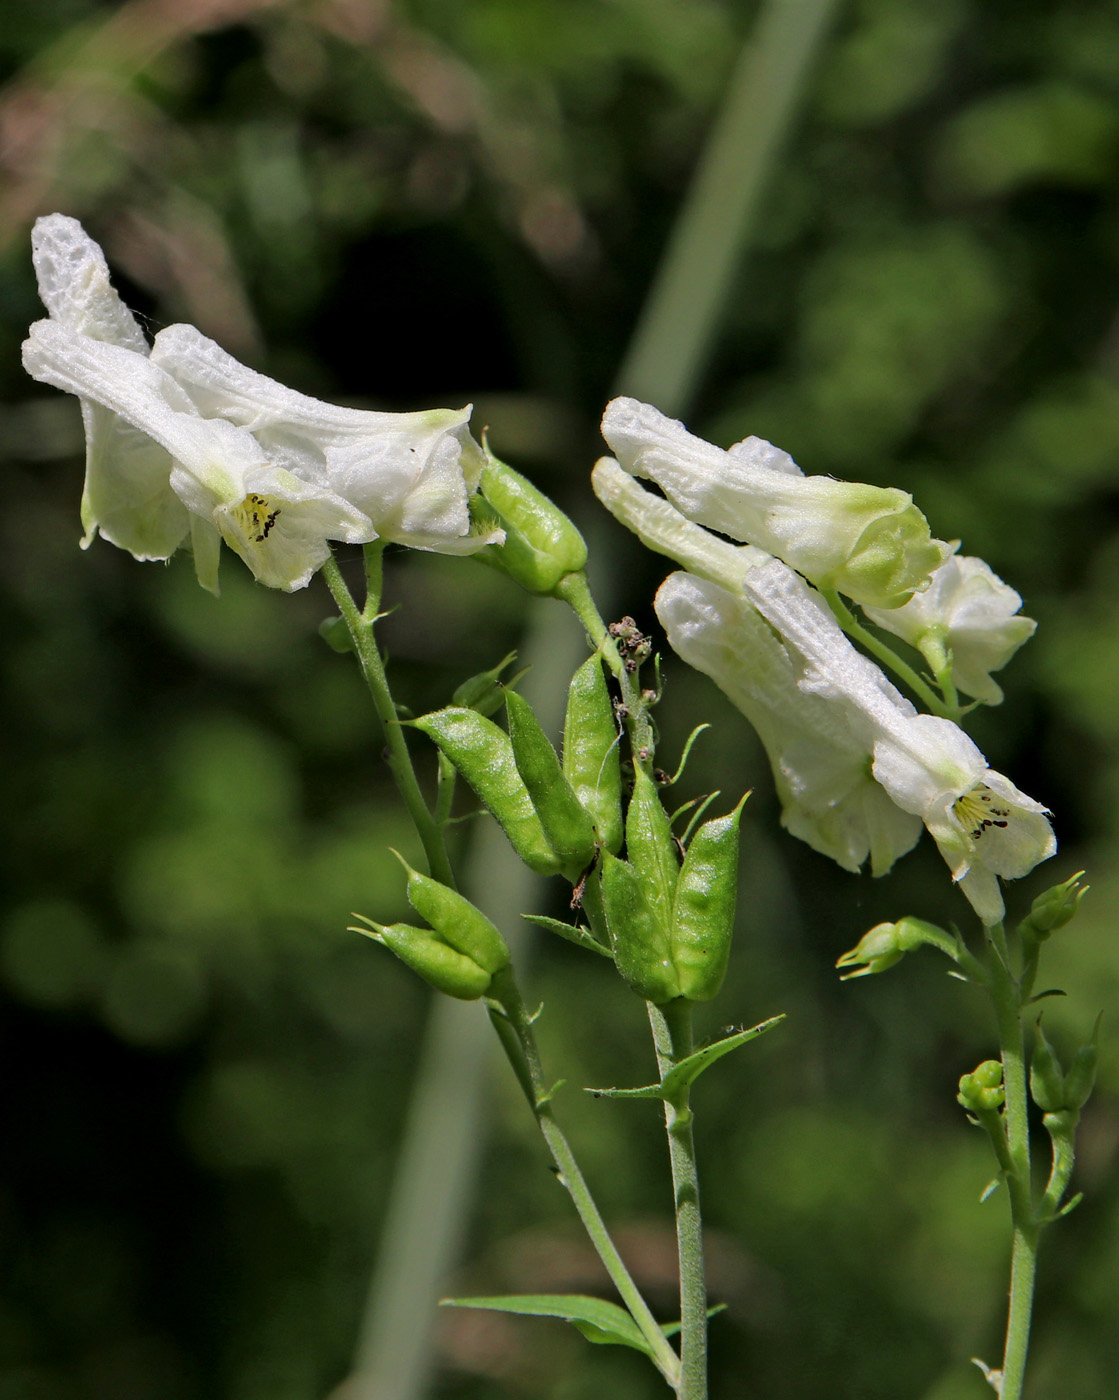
<box><xmin>24</xmin><ymin>214</ymin><xmax>503</xmax><ymax>588</ymax></box>
<box><xmin>30</xmin><ymin>213</ymin><xmax>189</xmax><ymax>561</ymax></box>
<box><xmin>600</xmin><ymin>396</ymin><xmax>951</xmax><ymax>608</ymax></box>
<box><xmin>149</xmin><ymin>324</ymin><xmax>502</xmax><ymax>556</ymax></box>
<box><xmin>862</xmin><ymin>553</ymin><xmax>1037</xmax><ymax>704</ymax></box>
<box><xmin>743</xmin><ymin>558</ymin><xmax>1056</xmax><ymax>925</ymax></box>
<box><xmin>23</xmin><ymin>321</ymin><xmax>376</xmax><ymax>592</ymax></box>
<box><xmin>595</xmin><ymin>457</ymin><xmax>921</xmax><ymax>872</ymax></box>
<box><xmin>656</xmin><ymin>571</ymin><xmax>923</xmax><ymax>875</ymax></box>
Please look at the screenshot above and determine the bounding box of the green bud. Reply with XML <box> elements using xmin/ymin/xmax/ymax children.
<box><xmin>505</xmin><ymin>688</ymin><xmax>598</xmax><ymax>871</ymax></box>
<box><xmin>473</xmin><ymin>451</ymin><xmax>588</xmax><ymax>596</ymax></box>
<box><xmin>413</xmin><ymin>707</ymin><xmax>563</xmax><ymax>876</ymax></box>
<box><xmin>350</xmin><ymin>918</ymin><xmax>493</xmax><ymax>999</ymax></box>
<box><xmin>671</xmin><ymin>796</ymin><xmax>747</xmax><ymax>1001</ymax></box>
<box><xmin>1019</xmin><ymin>871</ymin><xmax>1089</xmax><ymax>943</ymax></box>
<box><xmin>833</xmin><ymin>494</ymin><xmax>949</xmax><ymax>609</ymax></box>
<box><xmin>599</xmin><ymin>852</ymin><xmax>679</xmax><ymax>1003</ymax></box>
<box><xmin>1029</xmin><ymin>1022</ymin><xmax>1066</xmax><ymax>1112</ymax></box>
<box><xmin>562</xmin><ymin>655</ymin><xmax>623</xmax><ymax>855</ymax></box>
<box><xmin>452</xmin><ymin>651</ymin><xmax>522</xmax><ymax>719</ymax></box>
<box><xmin>393</xmin><ymin>853</ymin><xmax>510</xmax><ymax>974</ymax></box>
<box><xmin>836</xmin><ymin>916</ymin><xmax>953</xmax><ymax>979</ymax></box>
<box><xmin>958</xmin><ymin>1059</ymin><xmax>1005</xmax><ymax>1113</ymax></box>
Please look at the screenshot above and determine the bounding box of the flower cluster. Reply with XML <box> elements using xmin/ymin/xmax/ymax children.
<box><xmin>22</xmin><ymin>215</ymin><xmax>501</xmax><ymax>592</ymax></box>
<box><xmin>594</xmin><ymin>399</ymin><xmax>1052</xmax><ymax>926</ymax></box>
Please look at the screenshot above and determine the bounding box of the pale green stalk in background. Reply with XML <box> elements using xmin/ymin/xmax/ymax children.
<box><xmin>339</xmin><ymin>1</ymin><xmax>841</xmax><ymax>1395</ymax></box>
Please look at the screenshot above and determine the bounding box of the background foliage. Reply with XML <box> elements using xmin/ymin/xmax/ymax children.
<box><xmin>1</xmin><ymin>1</ymin><xmax>1117</xmax><ymax>1397</ymax></box>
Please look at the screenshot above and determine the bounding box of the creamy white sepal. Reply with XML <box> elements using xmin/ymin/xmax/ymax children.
<box><xmin>655</xmin><ymin>571</ymin><xmax>922</xmax><ymax>875</ymax></box>
<box><xmin>743</xmin><ymin>557</ymin><xmax>1056</xmax><ymax>923</ymax></box>
<box><xmin>592</xmin><ymin>456</ymin><xmax>768</xmax><ymax>592</ymax></box>
<box><xmin>601</xmin><ymin>396</ymin><xmax>950</xmax><ymax>607</ymax></box>
<box><xmin>150</xmin><ymin>324</ymin><xmax>500</xmax><ymax>554</ymax></box>
<box><xmin>23</xmin><ymin>322</ymin><xmax>376</xmax><ymax>592</ymax></box>
<box><xmin>863</xmin><ymin>554</ymin><xmax>1037</xmax><ymax>704</ymax></box>
<box><xmin>30</xmin><ymin>215</ymin><xmax>189</xmax><ymax>559</ymax></box>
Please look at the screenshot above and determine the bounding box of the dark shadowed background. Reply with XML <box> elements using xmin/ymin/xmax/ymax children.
<box><xmin>1</xmin><ymin>2</ymin><xmax>1118</xmax><ymax>1398</ymax></box>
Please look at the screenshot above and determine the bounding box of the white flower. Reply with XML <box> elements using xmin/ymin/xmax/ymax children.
<box><xmin>743</xmin><ymin>558</ymin><xmax>1056</xmax><ymax>924</ymax></box>
<box><xmin>600</xmin><ymin>396</ymin><xmax>951</xmax><ymax>609</ymax></box>
<box><xmin>862</xmin><ymin>554</ymin><xmax>1037</xmax><ymax>705</ymax></box>
<box><xmin>150</xmin><ymin>324</ymin><xmax>501</xmax><ymax>556</ymax></box>
<box><xmin>655</xmin><ymin>572</ymin><xmax>923</xmax><ymax>875</ymax></box>
<box><xmin>24</xmin><ymin>214</ymin><xmax>503</xmax><ymax>589</ymax></box>
<box><xmin>24</xmin><ymin>321</ymin><xmax>376</xmax><ymax>592</ymax></box>
<box><xmin>30</xmin><ymin>213</ymin><xmax>189</xmax><ymax>561</ymax></box>
<box><xmin>592</xmin><ymin>455</ymin><xmax>767</xmax><ymax>591</ymax></box>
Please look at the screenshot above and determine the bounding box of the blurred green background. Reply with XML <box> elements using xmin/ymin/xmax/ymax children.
<box><xmin>2</xmin><ymin>1</ymin><xmax>1118</xmax><ymax>1397</ymax></box>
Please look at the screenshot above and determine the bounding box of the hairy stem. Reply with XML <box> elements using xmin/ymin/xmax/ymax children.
<box><xmin>986</xmin><ymin>922</ymin><xmax>1040</xmax><ymax>1400</ymax></box>
<box><xmin>490</xmin><ymin>968</ymin><xmax>682</xmax><ymax>1388</ymax></box>
<box><xmin>323</xmin><ymin>548</ymin><xmax>455</xmax><ymax>887</ymax></box>
<box><xmin>648</xmin><ymin>1000</ymin><xmax>707</xmax><ymax>1400</ymax></box>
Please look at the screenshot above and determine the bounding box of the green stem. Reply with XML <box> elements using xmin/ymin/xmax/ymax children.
<box><xmin>331</xmin><ymin>557</ymin><xmax>673</xmax><ymax>1385</ymax></box>
<box><xmin>648</xmin><ymin>1000</ymin><xmax>707</xmax><ymax>1400</ymax></box>
<box><xmin>554</xmin><ymin>570</ymin><xmax>656</xmax><ymax>768</ymax></box>
<box><xmin>489</xmin><ymin>968</ymin><xmax>682</xmax><ymax>1389</ymax></box>
<box><xmin>322</xmin><ymin>548</ymin><xmax>455</xmax><ymax>887</ymax></box>
<box><xmin>985</xmin><ymin>922</ymin><xmax>1040</xmax><ymax>1400</ymax></box>
<box><xmin>821</xmin><ymin>589</ymin><xmax>957</xmax><ymax>720</ymax></box>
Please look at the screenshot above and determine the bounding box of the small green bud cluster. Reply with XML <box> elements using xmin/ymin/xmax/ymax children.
<box><xmin>473</xmin><ymin>451</ymin><xmax>588</xmax><ymax>596</ymax></box>
<box><xmin>958</xmin><ymin>1060</ymin><xmax>1006</xmax><ymax>1114</ymax></box>
<box><xmin>835</xmin><ymin>916</ymin><xmax>953</xmax><ymax>979</ymax></box>
<box><xmin>350</xmin><ymin>855</ymin><xmax>510</xmax><ymax>1001</ymax></box>
<box><xmin>1019</xmin><ymin>871</ymin><xmax>1089</xmax><ymax>944</ymax></box>
<box><xmin>415</xmin><ymin>653</ymin><xmax>623</xmax><ymax>881</ymax></box>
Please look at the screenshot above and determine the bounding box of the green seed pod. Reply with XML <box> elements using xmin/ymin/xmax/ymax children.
<box><xmin>625</xmin><ymin>765</ymin><xmax>679</xmax><ymax>933</ymax></box>
<box><xmin>671</xmin><ymin>796</ymin><xmax>746</xmax><ymax>1001</ymax></box>
<box><xmin>1030</xmin><ymin>1023</ymin><xmax>1066</xmax><ymax>1112</ymax></box>
<box><xmin>505</xmin><ymin>688</ymin><xmax>598</xmax><ymax>870</ymax></box>
<box><xmin>475</xmin><ymin>452</ymin><xmax>588</xmax><ymax>596</ymax></box>
<box><xmin>413</xmin><ymin>707</ymin><xmax>563</xmax><ymax>876</ymax></box>
<box><xmin>599</xmin><ymin>852</ymin><xmax>679</xmax><ymax>1004</ymax></box>
<box><xmin>358</xmin><ymin>921</ymin><xmax>493</xmax><ymax>1000</ymax></box>
<box><xmin>1063</xmin><ymin>1023</ymin><xmax>1100</xmax><ymax>1111</ymax></box>
<box><xmin>452</xmin><ymin>650</ymin><xmax>521</xmax><ymax>719</ymax></box>
<box><xmin>394</xmin><ymin>854</ymin><xmax>510</xmax><ymax>975</ymax></box>
<box><xmin>562</xmin><ymin>655</ymin><xmax>623</xmax><ymax>855</ymax></box>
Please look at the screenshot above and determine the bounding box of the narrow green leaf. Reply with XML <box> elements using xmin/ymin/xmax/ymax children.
<box><xmin>441</xmin><ymin>1294</ymin><xmax>654</xmax><ymax>1356</ymax></box>
<box><xmin>586</xmin><ymin>1016</ymin><xmax>785</xmax><ymax>1101</ymax></box>
<box><xmin>522</xmin><ymin>914</ymin><xmax>612</xmax><ymax>957</ymax></box>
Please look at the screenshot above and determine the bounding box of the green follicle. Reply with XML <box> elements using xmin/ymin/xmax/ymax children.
<box><xmin>230</xmin><ymin>492</ymin><xmax>282</xmax><ymax>543</ymax></box>
<box><xmin>954</xmin><ymin>784</ymin><xmax>1011</xmax><ymax>841</ymax></box>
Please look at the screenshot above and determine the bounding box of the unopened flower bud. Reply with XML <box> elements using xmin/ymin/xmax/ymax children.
<box><xmin>836</xmin><ymin>916</ymin><xmax>952</xmax><ymax>979</ymax></box>
<box><xmin>474</xmin><ymin>451</ymin><xmax>587</xmax><ymax>595</ymax></box>
<box><xmin>958</xmin><ymin>1059</ymin><xmax>1005</xmax><ymax>1113</ymax></box>
<box><xmin>1019</xmin><ymin>871</ymin><xmax>1088</xmax><ymax>943</ymax></box>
